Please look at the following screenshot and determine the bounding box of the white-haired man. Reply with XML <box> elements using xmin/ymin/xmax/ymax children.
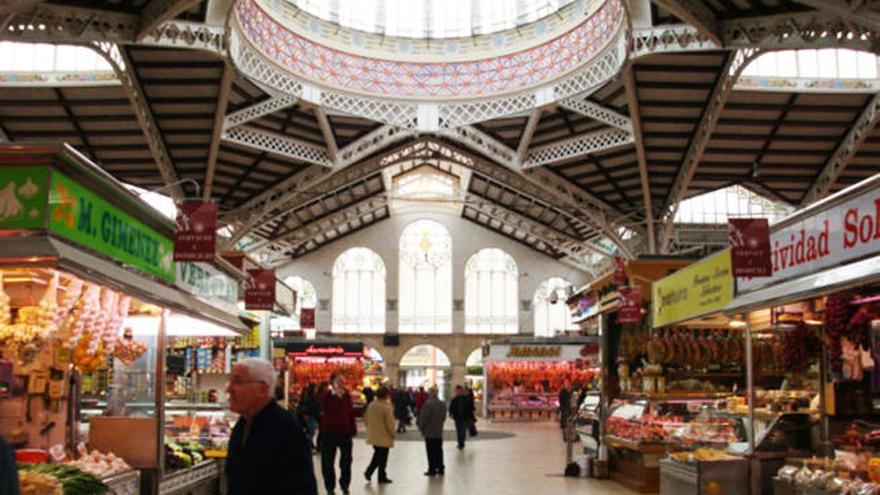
<box><xmin>225</xmin><ymin>358</ymin><xmax>317</xmax><ymax>495</ymax></box>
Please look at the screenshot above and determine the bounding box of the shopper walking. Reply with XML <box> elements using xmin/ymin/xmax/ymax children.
<box><xmin>363</xmin><ymin>387</ymin><xmax>395</xmax><ymax>484</ymax></box>
<box><xmin>465</xmin><ymin>386</ymin><xmax>478</xmax><ymax>437</ymax></box>
<box><xmin>448</xmin><ymin>385</ymin><xmax>471</xmax><ymax>450</ymax></box>
<box><xmin>414</xmin><ymin>386</ymin><xmax>428</xmax><ymax>414</ymax></box>
<box><xmin>225</xmin><ymin>358</ymin><xmax>318</xmax><ymax>495</ymax></box>
<box><xmin>1</xmin><ymin>435</ymin><xmax>19</xmax><ymax>495</ymax></box>
<box><xmin>417</xmin><ymin>387</ymin><xmax>447</xmax><ymax>476</ymax></box>
<box><xmin>319</xmin><ymin>372</ymin><xmax>357</xmax><ymax>495</ymax></box>
<box><xmin>297</xmin><ymin>384</ymin><xmax>320</xmax><ymax>454</ymax></box>
<box><xmin>558</xmin><ymin>380</ymin><xmax>572</xmax><ymax>431</ymax></box>
<box><xmin>393</xmin><ymin>387</ymin><xmax>410</xmax><ymax>433</ymax></box>
<box><xmin>362</xmin><ymin>385</ymin><xmax>374</xmax><ymax>406</ymax></box>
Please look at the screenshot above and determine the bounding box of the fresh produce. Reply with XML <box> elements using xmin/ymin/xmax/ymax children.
<box><xmin>19</xmin><ymin>463</ymin><xmax>108</xmax><ymax>495</ymax></box>
<box><xmin>165</xmin><ymin>440</ymin><xmax>205</xmax><ymax>471</ymax></box>
<box><xmin>825</xmin><ymin>293</ymin><xmax>850</xmax><ymax>374</ymax></box>
<box><xmin>65</xmin><ymin>450</ymin><xmax>131</xmax><ymax>478</ymax></box>
<box><xmin>112</xmin><ymin>328</ymin><xmax>146</xmax><ymax>365</ymax></box>
<box><xmin>0</xmin><ymin>272</ymin><xmax>11</xmax><ymax>326</ymax></box>
<box><xmin>18</xmin><ymin>470</ymin><xmax>62</xmax><ymax>495</ymax></box>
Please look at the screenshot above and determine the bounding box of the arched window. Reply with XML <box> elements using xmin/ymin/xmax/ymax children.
<box><xmin>332</xmin><ymin>248</ymin><xmax>386</xmax><ymax>333</ymax></box>
<box><xmin>533</xmin><ymin>277</ymin><xmax>574</xmax><ymax>337</ymax></box>
<box><xmin>399</xmin><ymin>220</ymin><xmax>452</xmax><ymax>334</ymax></box>
<box><xmin>465</xmin><ymin>248</ymin><xmax>518</xmax><ymax>334</ymax></box>
<box><xmin>283</xmin><ymin>276</ymin><xmax>318</xmax><ymax>329</ymax></box>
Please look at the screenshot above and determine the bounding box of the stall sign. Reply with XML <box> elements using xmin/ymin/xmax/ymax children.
<box><xmin>652</xmin><ymin>250</ymin><xmax>733</xmax><ymax>327</ymax></box>
<box><xmin>729</xmin><ymin>218</ymin><xmax>771</xmax><ymax>277</ymax></box>
<box><xmin>176</xmin><ymin>261</ymin><xmax>238</xmax><ymax>314</ymax></box>
<box><xmin>0</xmin><ymin>166</ymin><xmax>49</xmax><ymax>231</ymax></box>
<box><xmin>738</xmin><ymin>185</ymin><xmax>880</xmax><ymax>292</ymax></box>
<box><xmin>300</xmin><ymin>308</ymin><xmax>316</xmax><ymax>329</ymax></box>
<box><xmin>618</xmin><ymin>286</ymin><xmax>642</xmax><ymax>325</ymax></box>
<box><xmin>507</xmin><ymin>346</ymin><xmax>562</xmax><ymax>358</ymax></box>
<box><xmin>245</xmin><ymin>268</ymin><xmax>275</xmax><ymax>310</ymax></box>
<box><xmin>174</xmin><ymin>200</ymin><xmax>217</xmax><ymax>262</ymax></box>
<box><xmin>285</xmin><ymin>342</ymin><xmax>364</xmax><ymax>357</ymax></box>
<box><xmin>48</xmin><ymin>170</ymin><xmax>175</xmax><ymax>283</ymax></box>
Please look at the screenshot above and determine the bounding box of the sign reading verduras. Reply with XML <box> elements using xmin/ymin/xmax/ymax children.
<box><xmin>174</xmin><ymin>200</ymin><xmax>217</xmax><ymax>262</ymax></box>
<box><xmin>729</xmin><ymin>218</ymin><xmax>771</xmax><ymax>277</ymax></box>
<box><xmin>176</xmin><ymin>262</ymin><xmax>238</xmax><ymax>314</ymax></box>
<box><xmin>245</xmin><ymin>268</ymin><xmax>275</xmax><ymax>310</ymax></box>
<box><xmin>738</xmin><ymin>184</ymin><xmax>880</xmax><ymax>292</ymax></box>
<box><xmin>652</xmin><ymin>250</ymin><xmax>733</xmax><ymax>327</ymax></box>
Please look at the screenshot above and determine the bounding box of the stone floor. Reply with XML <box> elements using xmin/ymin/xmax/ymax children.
<box><xmin>316</xmin><ymin>420</ymin><xmax>639</xmax><ymax>495</ymax></box>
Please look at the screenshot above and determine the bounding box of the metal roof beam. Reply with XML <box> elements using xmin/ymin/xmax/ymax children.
<box><xmin>523</xmin><ymin>128</ymin><xmax>634</xmax><ymax>169</ymax></box>
<box><xmin>720</xmin><ymin>11</ymin><xmax>880</xmax><ymax>52</ymax></box>
<box><xmin>221</xmin><ymin>125</ymin><xmax>333</xmax><ymax>168</ymax></box>
<box><xmin>136</xmin><ymin>0</ymin><xmax>201</xmax><ymax>41</ymax></box>
<box><xmin>658</xmin><ymin>49</ymin><xmax>759</xmax><ymax>252</ymax></box>
<box><xmin>314</xmin><ymin>106</ymin><xmax>339</xmax><ymax>163</ymax></box>
<box><xmin>801</xmin><ymin>93</ymin><xmax>880</xmax><ymax>206</ymax></box>
<box><xmin>1</xmin><ymin>4</ymin><xmax>138</xmax><ymax>43</ymax></box>
<box><xmin>516</xmin><ymin>109</ymin><xmax>542</xmax><ymax>165</ymax></box>
<box><xmin>223</xmin><ymin>94</ymin><xmax>298</xmax><ymax>129</ymax></box>
<box><xmin>793</xmin><ymin>0</ymin><xmax>880</xmax><ymax>32</ymax></box>
<box><xmin>557</xmin><ymin>97</ymin><xmax>632</xmax><ymax>132</ymax></box>
<box><xmin>204</xmin><ymin>61</ymin><xmax>233</xmax><ymax>199</ymax></box>
<box><xmin>652</xmin><ymin>0</ymin><xmax>722</xmax><ymax>46</ymax></box>
<box><xmin>94</xmin><ymin>42</ymin><xmax>182</xmax><ymax>197</ymax></box>
<box><xmin>623</xmin><ymin>66</ymin><xmax>656</xmax><ymax>254</ymax></box>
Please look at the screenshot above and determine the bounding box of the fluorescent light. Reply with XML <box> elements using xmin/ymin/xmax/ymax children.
<box><xmin>124</xmin><ymin>316</ymin><xmax>160</xmax><ymax>335</ymax></box>
<box><xmin>167</xmin><ymin>312</ymin><xmax>239</xmax><ymax>337</ymax></box>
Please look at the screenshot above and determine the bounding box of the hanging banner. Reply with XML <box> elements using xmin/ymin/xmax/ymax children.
<box><xmin>738</xmin><ymin>182</ymin><xmax>880</xmax><ymax>292</ymax></box>
<box><xmin>300</xmin><ymin>308</ymin><xmax>315</xmax><ymax>329</ymax></box>
<box><xmin>618</xmin><ymin>286</ymin><xmax>642</xmax><ymax>325</ymax></box>
<box><xmin>612</xmin><ymin>256</ymin><xmax>627</xmax><ymax>286</ymax></box>
<box><xmin>729</xmin><ymin>218</ymin><xmax>771</xmax><ymax>277</ymax></box>
<box><xmin>245</xmin><ymin>268</ymin><xmax>275</xmax><ymax>310</ymax></box>
<box><xmin>174</xmin><ymin>200</ymin><xmax>217</xmax><ymax>262</ymax></box>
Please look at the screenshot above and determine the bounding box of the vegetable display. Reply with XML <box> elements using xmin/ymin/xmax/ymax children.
<box><xmin>19</xmin><ymin>464</ymin><xmax>108</xmax><ymax>495</ymax></box>
<box><xmin>65</xmin><ymin>450</ymin><xmax>131</xmax><ymax>479</ymax></box>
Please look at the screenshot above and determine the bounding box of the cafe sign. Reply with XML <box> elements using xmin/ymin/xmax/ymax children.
<box><xmin>738</xmin><ymin>182</ymin><xmax>880</xmax><ymax>292</ymax></box>
<box><xmin>652</xmin><ymin>250</ymin><xmax>733</xmax><ymax>327</ymax></box>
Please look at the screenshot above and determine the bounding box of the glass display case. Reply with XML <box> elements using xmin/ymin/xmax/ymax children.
<box><xmin>575</xmin><ymin>392</ymin><xmax>601</xmax><ymax>454</ymax></box>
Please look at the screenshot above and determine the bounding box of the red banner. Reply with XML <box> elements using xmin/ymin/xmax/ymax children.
<box><xmin>174</xmin><ymin>201</ymin><xmax>217</xmax><ymax>262</ymax></box>
<box><xmin>618</xmin><ymin>286</ymin><xmax>642</xmax><ymax>325</ymax></box>
<box><xmin>729</xmin><ymin>218</ymin><xmax>772</xmax><ymax>277</ymax></box>
<box><xmin>612</xmin><ymin>256</ymin><xmax>627</xmax><ymax>286</ymax></box>
<box><xmin>300</xmin><ymin>308</ymin><xmax>315</xmax><ymax>329</ymax></box>
<box><xmin>245</xmin><ymin>269</ymin><xmax>275</xmax><ymax>310</ymax></box>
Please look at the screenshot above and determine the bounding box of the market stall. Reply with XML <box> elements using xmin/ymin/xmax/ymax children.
<box><xmin>273</xmin><ymin>338</ymin><xmax>371</xmax><ymax>413</ymax></box>
<box><xmin>482</xmin><ymin>337</ymin><xmax>600</xmax><ymax>421</ymax></box>
<box><xmin>724</xmin><ymin>173</ymin><xmax>880</xmax><ymax>495</ymax></box>
<box><xmin>0</xmin><ymin>144</ymin><xmax>249</xmax><ymax>495</ymax></box>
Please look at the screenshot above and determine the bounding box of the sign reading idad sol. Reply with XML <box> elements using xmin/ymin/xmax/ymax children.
<box><xmin>652</xmin><ymin>250</ymin><xmax>733</xmax><ymax>327</ymax></box>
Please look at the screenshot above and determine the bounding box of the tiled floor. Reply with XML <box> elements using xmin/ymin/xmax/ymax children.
<box><xmin>316</xmin><ymin>420</ymin><xmax>639</xmax><ymax>495</ymax></box>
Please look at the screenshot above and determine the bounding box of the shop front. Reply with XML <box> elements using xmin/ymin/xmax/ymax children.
<box><xmin>483</xmin><ymin>338</ymin><xmax>599</xmax><ymax>421</ymax></box>
<box><xmin>0</xmin><ymin>144</ymin><xmax>249</xmax><ymax>495</ymax></box>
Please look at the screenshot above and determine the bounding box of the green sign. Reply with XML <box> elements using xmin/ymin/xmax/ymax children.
<box><xmin>0</xmin><ymin>166</ymin><xmax>49</xmax><ymax>230</ymax></box>
<box><xmin>48</xmin><ymin>170</ymin><xmax>175</xmax><ymax>283</ymax></box>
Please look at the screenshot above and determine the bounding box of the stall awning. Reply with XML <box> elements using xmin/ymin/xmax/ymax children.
<box><xmin>725</xmin><ymin>254</ymin><xmax>880</xmax><ymax>315</ymax></box>
<box><xmin>0</xmin><ymin>235</ymin><xmax>248</xmax><ymax>335</ymax></box>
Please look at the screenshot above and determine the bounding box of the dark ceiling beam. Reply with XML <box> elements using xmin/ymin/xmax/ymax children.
<box><xmin>801</xmin><ymin>93</ymin><xmax>880</xmax><ymax>205</ymax></box>
<box><xmin>750</xmin><ymin>93</ymin><xmax>799</xmax><ymax>170</ymax></box>
<box><xmin>792</xmin><ymin>0</ymin><xmax>880</xmax><ymax>31</ymax></box>
<box><xmin>137</xmin><ymin>0</ymin><xmax>203</xmax><ymax>40</ymax></box>
<box><xmin>623</xmin><ymin>66</ymin><xmax>656</xmax><ymax>252</ymax></box>
<box><xmin>652</xmin><ymin>0</ymin><xmax>722</xmax><ymax>46</ymax></box>
<box><xmin>204</xmin><ymin>61</ymin><xmax>233</xmax><ymax>199</ymax></box>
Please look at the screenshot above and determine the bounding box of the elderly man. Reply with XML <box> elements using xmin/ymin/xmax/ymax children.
<box><xmin>225</xmin><ymin>358</ymin><xmax>317</xmax><ymax>495</ymax></box>
<box><xmin>417</xmin><ymin>387</ymin><xmax>447</xmax><ymax>476</ymax></box>
<box><xmin>319</xmin><ymin>372</ymin><xmax>357</xmax><ymax>495</ymax></box>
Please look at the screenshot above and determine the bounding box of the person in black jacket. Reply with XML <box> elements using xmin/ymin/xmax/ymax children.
<box><xmin>1</xmin><ymin>435</ymin><xmax>19</xmax><ymax>495</ymax></box>
<box><xmin>448</xmin><ymin>385</ymin><xmax>473</xmax><ymax>450</ymax></box>
<box><xmin>393</xmin><ymin>387</ymin><xmax>410</xmax><ymax>433</ymax></box>
<box><xmin>297</xmin><ymin>384</ymin><xmax>321</xmax><ymax>454</ymax></box>
<box><xmin>225</xmin><ymin>358</ymin><xmax>317</xmax><ymax>495</ymax></box>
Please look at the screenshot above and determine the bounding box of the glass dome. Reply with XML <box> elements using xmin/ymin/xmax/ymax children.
<box><xmin>286</xmin><ymin>0</ymin><xmax>576</xmax><ymax>39</ymax></box>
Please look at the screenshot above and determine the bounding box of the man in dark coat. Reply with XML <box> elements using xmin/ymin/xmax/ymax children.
<box><xmin>417</xmin><ymin>387</ymin><xmax>447</xmax><ymax>476</ymax></box>
<box><xmin>393</xmin><ymin>388</ymin><xmax>411</xmax><ymax>433</ymax></box>
<box><xmin>448</xmin><ymin>385</ymin><xmax>474</xmax><ymax>450</ymax></box>
<box><xmin>225</xmin><ymin>358</ymin><xmax>317</xmax><ymax>495</ymax></box>
<box><xmin>1</xmin><ymin>435</ymin><xmax>19</xmax><ymax>495</ymax></box>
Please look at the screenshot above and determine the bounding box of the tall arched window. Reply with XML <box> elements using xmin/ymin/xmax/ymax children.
<box><xmin>399</xmin><ymin>220</ymin><xmax>452</xmax><ymax>334</ymax></box>
<box><xmin>283</xmin><ymin>276</ymin><xmax>317</xmax><ymax>330</ymax></box>
<box><xmin>533</xmin><ymin>277</ymin><xmax>574</xmax><ymax>337</ymax></box>
<box><xmin>465</xmin><ymin>248</ymin><xmax>518</xmax><ymax>334</ymax></box>
<box><xmin>332</xmin><ymin>248</ymin><xmax>386</xmax><ymax>333</ymax></box>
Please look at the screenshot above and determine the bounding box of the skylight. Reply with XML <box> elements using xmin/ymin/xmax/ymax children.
<box><xmin>741</xmin><ymin>49</ymin><xmax>879</xmax><ymax>80</ymax></box>
<box><xmin>674</xmin><ymin>185</ymin><xmax>792</xmax><ymax>225</ymax></box>
<box><xmin>0</xmin><ymin>42</ymin><xmax>113</xmax><ymax>72</ymax></box>
<box><xmin>286</xmin><ymin>0</ymin><xmax>575</xmax><ymax>39</ymax></box>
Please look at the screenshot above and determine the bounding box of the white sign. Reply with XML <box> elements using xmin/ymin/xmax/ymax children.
<box><xmin>176</xmin><ymin>262</ymin><xmax>239</xmax><ymax>314</ymax></box>
<box><xmin>738</xmin><ymin>184</ymin><xmax>880</xmax><ymax>292</ymax></box>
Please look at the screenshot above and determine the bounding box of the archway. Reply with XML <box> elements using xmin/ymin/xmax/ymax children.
<box><xmin>465</xmin><ymin>347</ymin><xmax>485</xmax><ymax>415</ymax></box>
<box><xmin>399</xmin><ymin>344</ymin><xmax>452</xmax><ymax>401</ymax></box>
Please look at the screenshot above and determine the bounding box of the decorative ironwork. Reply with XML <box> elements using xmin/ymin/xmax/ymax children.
<box><xmin>223</xmin><ymin>94</ymin><xmax>299</xmax><ymax>129</ymax></box>
<box><xmin>1</xmin><ymin>4</ymin><xmax>137</xmax><ymax>43</ymax></box>
<box><xmin>631</xmin><ymin>24</ymin><xmax>718</xmax><ymax>58</ymax></box>
<box><xmin>221</xmin><ymin>125</ymin><xmax>333</xmax><ymax>168</ymax></box>
<box><xmin>720</xmin><ymin>11</ymin><xmax>880</xmax><ymax>52</ymax></box>
<box><xmin>558</xmin><ymin>97</ymin><xmax>632</xmax><ymax>132</ymax></box>
<box><xmin>652</xmin><ymin>0</ymin><xmax>721</xmax><ymax>46</ymax></box>
<box><xmin>523</xmin><ymin>128</ymin><xmax>634</xmax><ymax>168</ymax></box>
<box><xmin>138</xmin><ymin>21</ymin><xmax>228</xmax><ymax>55</ymax></box>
